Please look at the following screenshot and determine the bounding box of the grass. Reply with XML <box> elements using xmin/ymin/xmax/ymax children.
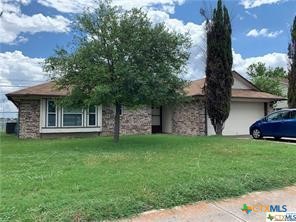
<box><xmin>1</xmin><ymin>134</ymin><xmax>295</xmax><ymax>221</ymax></box>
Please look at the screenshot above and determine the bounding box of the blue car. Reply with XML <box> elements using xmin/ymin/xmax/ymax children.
<box><xmin>250</xmin><ymin>109</ymin><xmax>296</xmax><ymax>139</ymax></box>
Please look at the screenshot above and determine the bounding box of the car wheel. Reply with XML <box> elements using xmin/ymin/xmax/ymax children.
<box><xmin>252</xmin><ymin>128</ymin><xmax>262</xmax><ymax>139</ymax></box>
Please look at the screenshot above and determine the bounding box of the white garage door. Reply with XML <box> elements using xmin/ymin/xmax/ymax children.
<box><xmin>207</xmin><ymin>102</ymin><xmax>265</xmax><ymax>136</ymax></box>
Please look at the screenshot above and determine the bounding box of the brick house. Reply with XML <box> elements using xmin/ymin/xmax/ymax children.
<box><xmin>6</xmin><ymin>71</ymin><xmax>283</xmax><ymax>138</ymax></box>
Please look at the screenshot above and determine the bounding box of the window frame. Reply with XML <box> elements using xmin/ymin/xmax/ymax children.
<box><xmin>62</xmin><ymin>107</ymin><xmax>83</xmax><ymax>127</ymax></box>
<box><xmin>87</xmin><ymin>106</ymin><xmax>97</xmax><ymax>126</ymax></box>
<box><xmin>46</xmin><ymin>100</ymin><xmax>57</xmax><ymax>127</ymax></box>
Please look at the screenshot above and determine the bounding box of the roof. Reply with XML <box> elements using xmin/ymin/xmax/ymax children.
<box><xmin>6</xmin><ymin>81</ymin><xmax>68</xmax><ymax>97</ymax></box>
<box><xmin>185</xmin><ymin>75</ymin><xmax>284</xmax><ymax>100</ymax></box>
<box><xmin>6</xmin><ymin>71</ymin><xmax>284</xmax><ymax>101</ymax></box>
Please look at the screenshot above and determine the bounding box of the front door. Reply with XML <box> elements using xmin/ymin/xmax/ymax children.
<box><xmin>152</xmin><ymin>107</ymin><xmax>162</xmax><ymax>133</ymax></box>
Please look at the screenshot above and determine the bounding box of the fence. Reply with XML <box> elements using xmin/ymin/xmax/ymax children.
<box><xmin>0</xmin><ymin>112</ymin><xmax>18</xmax><ymax>133</ymax></box>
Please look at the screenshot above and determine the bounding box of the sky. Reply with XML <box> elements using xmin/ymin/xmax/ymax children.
<box><xmin>1</xmin><ymin>0</ymin><xmax>296</xmax><ymax>116</ymax></box>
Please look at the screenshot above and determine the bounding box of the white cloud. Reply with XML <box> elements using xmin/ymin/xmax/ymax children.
<box><xmin>0</xmin><ymin>51</ymin><xmax>48</xmax><ymax>115</ymax></box>
<box><xmin>245</xmin><ymin>10</ymin><xmax>257</xmax><ymax>19</ymax></box>
<box><xmin>146</xmin><ymin>10</ymin><xmax>207</xmax><ymax>80</ymax></box>
<box><xmin>246</xmin><ymin>28</ymin><xmax>283</xmax><ymax>38</ymax></box>
<box><xmin>36</xmin><ymin>0</ymin><xmax>185</xmax><ymax>13</ymax></box>
<box><xmin>0</xmin><ymin>1</ymin><xmax>71</xmax><ymax>44</ymax></box>
<box><xmin>233</xmin><ymin>50</ymin><xmax>288</xmax><ymax>76</ymax></box>
<box><xmin>240</xmin><ymin>0</ymin><xmax>284</xmax><ymax>8</ymax></box>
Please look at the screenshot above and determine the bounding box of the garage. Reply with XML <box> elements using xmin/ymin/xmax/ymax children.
<box><xmin>207</xmin><ymin>101</ymin><xmax>266</xmax><ymax>136</ymax></box>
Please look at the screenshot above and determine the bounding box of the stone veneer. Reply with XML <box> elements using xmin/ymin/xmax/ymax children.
<box><xmin>102</xmin><ymin>106</ymin><xmax>152</xmax><ymax>135</ymax></box>
<box><xmin>171</xmin><ymin>98</ymin><xmax>206</xmax><ymax>136</ymax></box>
<box><xmin>18</xmin><ymin>99</ymin><xmax>40</xmax><ymax>138</ymax></box>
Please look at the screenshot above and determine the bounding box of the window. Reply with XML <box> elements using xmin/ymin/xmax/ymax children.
<box><xmin>63</xmin><ymin>107</ymin><xmax>82</xmax><ymax>127</ymax></box>
<box><xmin>47</xmin><ymin>100</ymin><xmax>56</xmax><ymax>127</ymax></box>
<box><xmin>266</xmin><ymin>111</ymin><xmax>289</xmax><ymax>122</ymax></box>
<box><xmin>290</xmin><ymin>111</ymin><xmax>296</xmax><ymax>119</ymax></box>
<box><xmin>88</xmin><ymin>106</ymin><xmax>96</xmax><ymax>126</ymax></box>
<box><xmin>152</xmin><ymin>107</ymin><xmax>161</xmax><ymax>125</ymax></box>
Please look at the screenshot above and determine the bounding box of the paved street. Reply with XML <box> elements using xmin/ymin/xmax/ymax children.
<box><xmin>120</xmin><ymin>186</ymin><xmax>296</xmax><ymax>222</ymax></box>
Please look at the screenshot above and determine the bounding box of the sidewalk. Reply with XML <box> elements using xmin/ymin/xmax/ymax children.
<box><xmin>120</xmin><ymin>186</ymin><xmax>296</xmax><ymax>222</ymax></box>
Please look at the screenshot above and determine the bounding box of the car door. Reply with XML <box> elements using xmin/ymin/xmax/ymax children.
<box><xmin>281</xmin><ymin>111</ymin><xmax>296</xmax><ymax>137</ymax></box>
<box><xmin>260</xmin><ymin>111</ymin><xmax>289</xmax><ymax>137</ymax></box>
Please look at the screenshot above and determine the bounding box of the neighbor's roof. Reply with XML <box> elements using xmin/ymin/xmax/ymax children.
<box><xmin>185</xmin><ymin>78</ymin><xmax>284</xmax><ymax>100</ymax></box>
<box><xmin>7</xmin><ymin>72</ymin><xmax>284</xmax><ymax>101</ymax></box>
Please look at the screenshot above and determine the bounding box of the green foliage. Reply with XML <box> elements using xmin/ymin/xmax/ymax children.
<box><xmin>204</xmin><ymin>0</ymin><xmax>233</xmax><ymax>135</ymax></box>
<box><xmin>1</xmin><ymin>134</ymin><xmax>296</xmax><ymax>221</ymax></box>
<box><xmin>288</xmin><ymin>16</ymin><xmax>296</xmax><ymax>108</ymax></box>
<box><xmin>247</xmin><ymin>62</ymin><xmax>287</xmax><ymax>96</ymax></box>
<box><xmin>44</xmin><ymin>1</ymin><xmax>191</xmax><ymax>141</ymax></box>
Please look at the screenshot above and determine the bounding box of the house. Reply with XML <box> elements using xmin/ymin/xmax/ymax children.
<box><xmin>276</xmin><ymin>78</ymin><xmax>289</xmax><ymax>109</ymax></box>
<box><xmin>6</xmin><ymin>71</ymin><xmax>284</xmax><ymax>138</ymax></box>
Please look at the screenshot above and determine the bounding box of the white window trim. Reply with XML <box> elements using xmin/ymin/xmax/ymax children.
<box><xmin>40</xmin><ymin>127</ymin><xmax>102</xmax><ymax>133</ymax></box>
<box><xmin>62</xmin><ymin>107</ymin><xmax>83</xmax><ymax>127</ymax></box>
<box><xmin>87</xmin><ymin>106</ymin><xmax>97</xmax><ymax>126</ymax></box>
<box><xmin>40</xmin><ymin>100</ymin><xmax>102</xmax><ymax>133</ymax></box>
<box><xmin>46</xmin><ymin>100</ymin><xmax>57</xmax><ymax>127</ymax></box>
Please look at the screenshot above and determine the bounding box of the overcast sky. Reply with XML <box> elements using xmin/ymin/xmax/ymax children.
<box><xmin>1</xmin><ymin>0</ymin><xmax>295</xmax><ymax>116</ymax></box>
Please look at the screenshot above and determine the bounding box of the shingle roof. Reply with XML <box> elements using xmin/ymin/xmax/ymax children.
<box><xmin>185</xmin><ymin>78</ymin><xmax>284</xmax><ymax>100</ymax></box>
<box><xmin>6</xmin><ymin>81</ymin><xmax>68</xmax><ymax>97</ymax></box>
<box><xmin>7</xmin><ymin>73</ymin><xmax>284</xmax><ymax>101</ymax></box>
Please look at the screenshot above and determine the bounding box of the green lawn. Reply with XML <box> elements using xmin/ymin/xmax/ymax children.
<box><xmin>1</xmin><ymin>134</ymin><xmax>295</xmax><ymax>221</ymax></box>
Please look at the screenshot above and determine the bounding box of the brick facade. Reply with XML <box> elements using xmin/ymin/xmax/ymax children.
<box><xmin>171</xmin><ymin>98</ymin><xmax>206</xmax><ymax>136</ymax></box>
<box><xmin>16</xmin><ymin>99</ymin><xmax>206</xmax><ymax>138</ymax></box>
<box><xmin>18</xmin><ymin>99</ymin><xmax>40</xmax><ymax>138</ymax></box>
<box><xmin>102</xmin><ymin>106</ymin><xmax>152</xmax><ymax>135</ymax></box>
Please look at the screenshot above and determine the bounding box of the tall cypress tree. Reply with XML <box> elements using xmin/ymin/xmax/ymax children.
<box><xmin>204</xmin><ymin>0</ymin><xmax>233</xmax><ymax>135</ymax></box>
<box><xmin>288</xmin><ymin>16</ymin><xmax>296</xmax><ymax>108</ymax></box>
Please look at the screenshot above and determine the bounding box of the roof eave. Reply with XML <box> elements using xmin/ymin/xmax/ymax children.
<box><xmin>188</xmin><ymin>94</ymin><xmax>285</xmax><ymax>101</ymax></box>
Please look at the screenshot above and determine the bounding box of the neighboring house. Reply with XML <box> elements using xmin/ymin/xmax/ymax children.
<box><xmin>276</xmin><ymin>78</ymin><xmax>289</xmax><ymax>109</ymax></box>
<box><xmin>6</xmin><ymin>71</ymin><xmax>284</xmax><ymax>138</ymax></box>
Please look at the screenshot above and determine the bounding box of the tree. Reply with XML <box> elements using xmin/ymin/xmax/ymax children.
<box><xmin>288</xmin><ymin>16</ymin><xmax>296</xmax><ymax>108</ymax></box>
<box><xmin>247</xmin><ymin>62</ymin><xmax>287</xmax><ymax>96</ymax></box>
<box><xmin>44</xmin><ymin>1</ymin><xmax>191</xmax><ymax>142</ymax></box>
<box><xmin>202</xmin><ymin>0</ymin><xmax>233</xmax><ymax>135</ymax></box>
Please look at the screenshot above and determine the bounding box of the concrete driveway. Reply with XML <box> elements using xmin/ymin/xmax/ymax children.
<box><xmin>120</xmin><ymin>186</ymin><xmax>296</xmax><ymax>222</ymax></box>
<box><xmin>235</xmin><ymin>136</ymin><xmax>296</xmax><ymax>145</ymax></box>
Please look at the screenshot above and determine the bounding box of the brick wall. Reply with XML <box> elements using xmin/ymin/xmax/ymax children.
<box><xmin>172</xmin><ymin>98</ymin><xmax>206</xmax><ymax>136</ymax></box>
<box><xmin>102</xmin><ymin>106</ymin><xmax>152</xmax><ymax>135</ymax></box>
<box><xmin>18</xmin><ymin>99</ymin><xmax>40</xmax><ymax>138</ymax></box>
<box><xmin>16</xmin><ymin>99</ymin><xmax>205</xmax><ymax>138</ymax></box>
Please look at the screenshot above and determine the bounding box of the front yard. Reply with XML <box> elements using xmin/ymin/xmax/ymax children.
<box><xmin>1</xmin><ymin>134</ymin><xmax>295</xmax><ymax>221</ymax></box>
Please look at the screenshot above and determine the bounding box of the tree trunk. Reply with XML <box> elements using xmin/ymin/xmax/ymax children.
<box><xmin>215</xmin><ymin>122</ymin><xmax>223</xmax><ymax>136</ymax></box>
<box><xmin>113</xmin><ymin>102</ymin><xmax>121</xmax><ymax>143</ymax></box>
